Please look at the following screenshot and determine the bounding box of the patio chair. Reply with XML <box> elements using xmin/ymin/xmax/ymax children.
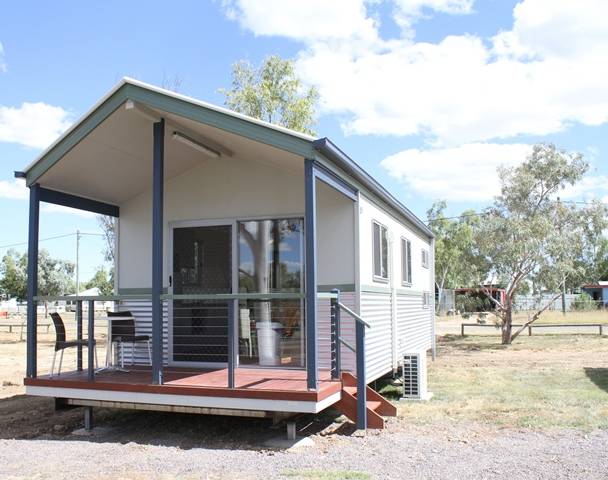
<box><xmin>107</xmin><ymin>310</ymin><xmax>151</xmax><ymax>368</ymax></box>
<box><xmin>50</xmin><ymin>312</ymin><xmax>98</xmax><ymax>377</ymax></box>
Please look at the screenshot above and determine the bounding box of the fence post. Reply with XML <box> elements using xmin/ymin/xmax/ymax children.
<box><xmin>600</xmin><ymin>324</ymin><xmax>603</xmax><ymax>336</ymax></box>
<box><xmin>356</xmin><ymin>320</ymin><xmax>367</xmax><ymax>431</ymax></box>
<box><xmin>528</xmin><ymin>325</ymin><xmax>532</xmax><ymax>336</ymax></box>
<box><xmin>330</xmin><ymin>289</ymin><xmax>341</xmax><ymax>380</ymax></box>
<box><xmin>461</xmin><ymin>324</ymin><xmax>465</xmax><ymax>337</ymax></box>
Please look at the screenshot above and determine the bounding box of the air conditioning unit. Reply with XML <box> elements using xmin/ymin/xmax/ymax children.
<box><xmin>401</xmin><ymin>351</ymin><xmax>433</xmax><ymax>401</ymax></box>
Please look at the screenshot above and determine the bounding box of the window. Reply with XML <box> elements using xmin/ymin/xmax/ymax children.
<box><xmin>421</xmin><ymin>248</ymin><xmax>429</xmax><ymax>268</ymax></box>
<box><xmin>401</xmin><ymin>237</ymin><xmax>412</xmax><ymax>285</ymax></box>
<box><xmin>422</xmin><ymin>291</ymin><xmax>430</xmax><ymax>308</ymax></box>
<box><xmin>373</xmin><ymin>221</ymin><xmax>389</xmax><ymax>281</ymax></box>
<box><xmin>238</xmin><ymin>218</ymin><xmax>304</xmax><ymax>367</ymax></box>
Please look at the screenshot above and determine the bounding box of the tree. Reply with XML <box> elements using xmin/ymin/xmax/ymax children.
<box><xmin>0</xmin><ymin>249</ymin><xmax>75</xmax><ymax>300</ymax></box>
<box><xmin>84</xmin><ymin>266</ymin><xmax>114</xmax><ymax>295</ymax></box>
<box><xmin>427</xmin><ymin>201</ymin><xmax>488</xmax><ymax>313</ymax></box>
<box><xmin>97</xmin><ymin>215</ymin><xmax>116</xmax><ymax>264</ymax></box>
<box><xmin>0</xmin><ymin>249</ymin><xmax>27</xmax><ymax>299</ymax></box>
<box><xmin>476</xmin><ymin>144</ymin><xmax>608</xmax><ymax>344</ymax></box>
<box><xmin>219</xmin><ymin>55</ymin><xmax>319</xmax><ymax>135</ymax></box>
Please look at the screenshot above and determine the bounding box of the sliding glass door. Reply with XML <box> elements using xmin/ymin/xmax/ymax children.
<box><xmin>237</xmin><ymin>219</ymin><xmax>304</xmax><ymax>368</ymax></box>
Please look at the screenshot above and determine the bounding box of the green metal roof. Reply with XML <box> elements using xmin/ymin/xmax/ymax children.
<box><xmin>20</xmin><ymin>78</ymin><xmax>433</xmax><ymax>239</ymax></box>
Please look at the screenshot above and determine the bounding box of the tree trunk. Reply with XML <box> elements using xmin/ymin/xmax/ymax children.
<box><xmin>501</xmin><ymin>306</ymin><xmax>512</xmax><ymax>345</ymax></box>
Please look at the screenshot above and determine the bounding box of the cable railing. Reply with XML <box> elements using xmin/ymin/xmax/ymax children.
<box><xmin>30</xmin><ymin>290</ymin><xmax>371</xmax><ymax>428</ymax></box>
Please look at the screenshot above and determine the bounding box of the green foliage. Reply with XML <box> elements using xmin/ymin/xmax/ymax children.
<box><xmin>476</xmin><ymin>143</ymin><xmax>608</xmax><ymax>343</ymax></box>
<box><xmin>427</xmin><ymin>201</ymin><xmax>488</xmax><ymax>290</ymax></box>
<box><xmin>0</xmin><ymin>249</ymin><xmax>27</xmax><ymax>299</ymax></box>
<box><xmin>84</xmin><ymin>266</ymin><xmax>114</xmax><ymax>295</ymax></box>
<box><xmin>97</xmin><ymin>215</ymin><xmax>116</xmax><ymax>263</ymax></box>
<box><xmin>571</xmin><ymin>292</ymin><xmax>597</xmax><ymax>311</ymax></box>
<box><xmin>456</xmin><ymin>293</ymin><xmax>491</xmax><ymax>313</ymax></box>
<box><xmin>0</xmin><ymin>249</ymin><xmax>75</xmax><ymax>300</ymax></box>
<box><xmin>220</xmin><ymin>55</ymin><xmax>319</xmax><ymax>135</ymax></box>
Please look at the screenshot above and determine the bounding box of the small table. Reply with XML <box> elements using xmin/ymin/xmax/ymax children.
<box><xmin>95</xmin><ymin>315</ymin><xmax>134</xmax><ymax>373</ymax></box>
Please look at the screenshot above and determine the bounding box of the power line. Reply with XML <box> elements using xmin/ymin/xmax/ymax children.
<box><xmin>0</xmin><ymin>231</ymin><xmax>104</xmax><ymax>250</ymax></box>
<box><xmin>426</xmin><ymin>198</ymin><xmax>608</xmax><ymax>224</ymax></box>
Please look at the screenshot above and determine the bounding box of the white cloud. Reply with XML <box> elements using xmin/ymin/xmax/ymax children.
<box><xmin>381</xmin><ymin>143</ymin><xmax>533</xmax><ymax>201</ymax></box>
<box><xmin>222</xmin><ymin>0</ymin><xmax>378</xmax><ymax>43</ymax></box>
<box><xmin>0</xmin><ymin>102</ymin><xmax>72</xmax><ymax>149</ymax></box>
<box><xmin>41</xmin><ymin>204</ymin><xmax>96</xmax><ymax>218</ymax></box>
<box><xmin>0</xmin><ymin>179</ymin><xmax>27</xmax><ymax>200</ymax></box>
<box><xmin>392</xmin><ymin>0</ymin><xmax>475</xmax><ymax>31</ymax></box>
<box><xmin>224</xmin><ymin>0</ymin><xmax>608</xmax><ymax>145</ymax></box>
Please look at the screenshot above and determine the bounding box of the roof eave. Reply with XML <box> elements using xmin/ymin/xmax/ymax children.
<box><xmin>313</xmin><ymin>137</ymin><xmax>434</xmax><ymax>240</ymax></box>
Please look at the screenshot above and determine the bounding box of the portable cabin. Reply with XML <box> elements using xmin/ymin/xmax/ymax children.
<box><xmin>18</xmin><ymin>78</ymin><xmax>435</xmax><ymax>430</ymax></box>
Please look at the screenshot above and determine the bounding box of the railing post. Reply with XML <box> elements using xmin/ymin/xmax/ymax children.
<box><xmin>227</xmin><ymin>299</ymin><xmax>235</xmax><ymax>388</ymax></box>
<box><xmin>87</xmin><ymin>300</ymin><xmax>95</xmax><ymax>382</ymax></box>
<box><xmin>26</xmin><ymin>183</ymin><xmax>40</xmax><ymax>378</ymax></box>
<box><xmin>356</xmin><ymin>320</ymin><xmax>367</xmax><ymax>430</ymax></box>
<box><xmin>76</xmin><ymin>300</ymin><xmax>83</xmax><ymax>371</ymax></box>
<box><xmin>330</xmin><ymin>289</ymin><xmax>341</xmax><ymax>380</ymax></box>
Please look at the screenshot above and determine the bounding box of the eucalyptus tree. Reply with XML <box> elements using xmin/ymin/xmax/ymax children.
<box><xmin>476</xmin><ymin>144</ymin><xmax>608</xmax><ymax>344</ymax></box>
<box><xmin>427</xmin><ymin>201</ymin><xmax>488</xmax><ymax>313</ymax></box>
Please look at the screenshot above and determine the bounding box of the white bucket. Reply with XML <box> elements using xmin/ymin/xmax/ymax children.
<box><xmin>257</xmin><ymin>322</ymin><xmax>282</xmax><ymax>366</ymax></box>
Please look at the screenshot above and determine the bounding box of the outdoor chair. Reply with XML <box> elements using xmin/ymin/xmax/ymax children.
<box><xmin>50</xmin><ymin>312</ymin><xmax>98</xmax><ymax>377</ymax></box>
<box><xmin>107</xmin><ymin>310</ymin><xmax>151</xmax><ymax>368</ymax></box>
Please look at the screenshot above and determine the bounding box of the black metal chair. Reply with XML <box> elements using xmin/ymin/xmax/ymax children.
<box><xmin>50</xmin><ymin>312</ymin><xmax>98</xmax><ymax>377</ymax></box>
<box><xmin>107</xmin><ymin>310</ymin><xmax>151</xmax><ymax>368</ymax></box>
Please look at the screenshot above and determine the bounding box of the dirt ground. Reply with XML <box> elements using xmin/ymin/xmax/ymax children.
<box><xmin>0</xmin><ymin>329</ymin><xmax>607</xmax><ymax>479</ymax></box>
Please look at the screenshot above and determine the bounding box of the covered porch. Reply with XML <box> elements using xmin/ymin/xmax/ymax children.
<box><xmin>19</xmin><ymin>79</ymin><xmax>373</xmax><ymax>428</ymax></box>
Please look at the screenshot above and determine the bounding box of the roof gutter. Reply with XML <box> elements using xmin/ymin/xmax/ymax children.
<box><xmin>312</xmin><ymin>138</ymin><xmax>434</xmax><ymax>239</ymax></box>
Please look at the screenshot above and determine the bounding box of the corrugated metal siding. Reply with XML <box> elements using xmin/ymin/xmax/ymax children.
<box><xmin>361</xmin><ymin>291</ymin><xmax>393</xmax><ymax>381</ymax></box>
<box><xmin>117</xmin><ymin>300</ymin><xmax>169</xmax><ymax>365</ymax></box>
<box><xmin>317</xmin><ymin>292</ymin><xmax>356</xmax><ymax>373</ymax></box>
<box><xmin>396</xmin><ymin>293</ymin><xmax>432</xmax><ymax>357</ymax></box>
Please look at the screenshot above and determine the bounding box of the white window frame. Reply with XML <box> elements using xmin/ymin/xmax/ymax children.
<box><xmin>372</xmin><ymin>220</ymin><xmax>389</xmax><ymax>283</ymax></box>
<box><xmin>422</xmin><ymin>291</ymin><xmax>430</xmax><ymax>309</ymax></box>
<box><xmin>401</xmin><ymin>237</ymin><xmax>412</xmax><ymax>286</ymax></box>
<box><xmin>421</xmin><ymin>248</ymin><xmax>429</xmax><ymax>269</ymax></box>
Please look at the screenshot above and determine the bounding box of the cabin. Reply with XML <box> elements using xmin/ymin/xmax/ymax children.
<box><xmin>17</xmin><ymin>79</ymin><xmax>435</xmax><ymax>431</ymax></box>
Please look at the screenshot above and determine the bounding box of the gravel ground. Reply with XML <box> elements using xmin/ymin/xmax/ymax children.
<box><xmin>0</xmin><ymin>410</ymin><xmax>606</xmax><ymax>480</ymax></box>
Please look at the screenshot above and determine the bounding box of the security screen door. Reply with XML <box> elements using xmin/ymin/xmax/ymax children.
<box><xmin>171</xmin><ymin>224</ymin><xmax>232</xmax><ymax>365</ymax></box>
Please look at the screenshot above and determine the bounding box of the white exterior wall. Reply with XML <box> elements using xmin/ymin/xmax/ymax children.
<box><xmin>358</xmin><ymin>194</ymin><xmax>433</xmax><ymax>382</ymax></box>
<box><xmin>116</xmin><ymin>155</ymin><xmax>356</xmax><ymax>366</ymax></box>
<box><xmin>118</xmin><ymin>156</ymin><xmax>355</xmax><ymax>289</ymax></box>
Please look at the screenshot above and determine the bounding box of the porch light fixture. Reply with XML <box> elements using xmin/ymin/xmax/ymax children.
<box><xmin>172</xmin><ymin>131</ymin><xmax>221</xmax><ymax>159</ymax></box>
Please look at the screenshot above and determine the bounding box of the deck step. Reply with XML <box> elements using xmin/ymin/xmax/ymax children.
<box><xmin>334</xmin><ymin>372</ymin><xmax>397</xmax><ymax>429</ymax></box>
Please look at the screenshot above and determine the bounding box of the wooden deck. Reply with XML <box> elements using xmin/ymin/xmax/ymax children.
<box><xmin>24</xmin><ymin>366</ymin><xmax>341</xmax><ymax>403</ymax></box>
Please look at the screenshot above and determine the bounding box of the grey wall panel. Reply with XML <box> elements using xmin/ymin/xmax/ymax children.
<box><xmin>360</xmin><ymin>291</ymin><xmax>393</xmax><ymax>382</ymax></box>
<box><xmin>117</xmin><ymin>300</ymin><xmax>168</xmax><ymax>366</ymax></box>
<box><xmin>396</xmin><ymin>293</ymin><xmax>432</xmax><ymax>357</ymax></box>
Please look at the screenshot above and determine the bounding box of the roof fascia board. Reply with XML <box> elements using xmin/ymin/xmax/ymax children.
<box><xmin>26</xmin><ymin>86</ymin><xmax>130</xmax><ymax>186</ymax></box>
<box><xmin>25</xmin><ymin>80</ymin><xmax>315</xmax><ymax>186</ymax></box>
<box><xmin>312</xmin><ymin>138</ymin><xmax>434</xmax><ymax>240</ymax></box>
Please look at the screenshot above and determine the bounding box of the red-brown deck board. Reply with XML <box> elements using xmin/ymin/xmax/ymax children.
<box><xmin>25</xmin><ymin>367</ymin><xmax>341</xmax><ymax>402</ymax></box>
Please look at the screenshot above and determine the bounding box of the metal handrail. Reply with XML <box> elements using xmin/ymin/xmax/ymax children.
<box><xmin>338</xmin><ymin>302</ymin><xmax>371</xmax><ymax>329</ymax></box>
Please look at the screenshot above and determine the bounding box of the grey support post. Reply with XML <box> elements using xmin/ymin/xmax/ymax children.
<box><xmin>26</xmin><ymin>183</ymin><xmax>40</xmax><ymax>378</ymax></box>
<box><xmin>87</xmin><ymin>300</ymin><xmax>95</xmax><ymax>382</ymax></box>
<box><xmin>84</xmin><ymin>406</ymin><xmax>93</xmax><ymax>431</ymax></box>
<box><xmin>304</xmin><ymin>159</ymin><xmax>318</xmax><ymax>390</ymax></box>
<box><xmin>356</xmin><ymin>321</ymin><xmax>367</xmax><ymax>430</ymax></box>
<box><xmin>227</xmin><ymin>299</ymin><xmax>235</xmax><ymax>388</ymax></box>
<box><xmin>152</xmin><ymin>119</ymin><xmax>165</xmax><ymax>385</ymax></box>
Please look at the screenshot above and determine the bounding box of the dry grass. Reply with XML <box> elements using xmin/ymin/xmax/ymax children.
<box><xmin>438</xmin><ymin>309</ymin><xmax>608</xmax><ymax>325</ymax></box>
<box><xmin>380</xmin><ymin>334</ymin><xmax>608</xmax><ymax>430</ymax></box>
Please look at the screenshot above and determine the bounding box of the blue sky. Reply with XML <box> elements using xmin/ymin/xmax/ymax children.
<box><xmin>1</xmin><ymin>0</ymin><xmax>608</xmax><ymax>282</ymax></box>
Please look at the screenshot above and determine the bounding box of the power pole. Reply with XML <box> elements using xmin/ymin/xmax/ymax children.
<box><xmin>76</xmin><ymin>230</ymin><xmax>81</xmax><ymax>295</ymax></box>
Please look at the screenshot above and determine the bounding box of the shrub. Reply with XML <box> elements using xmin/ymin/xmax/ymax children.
<box><xmin>571</xmin><ymin>292</ymin><xmax>597</xmax><ymax>311</ymax></box>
